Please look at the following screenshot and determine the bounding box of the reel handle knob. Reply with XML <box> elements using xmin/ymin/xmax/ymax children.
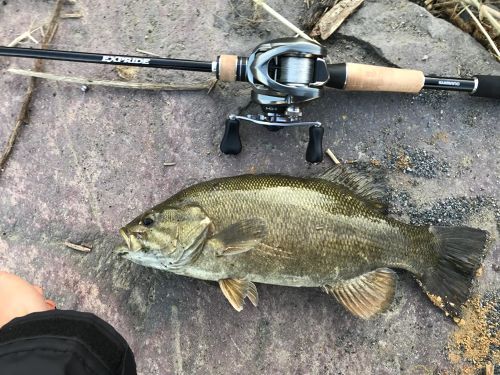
<box><xmin>306</xmin><ymin>126</ymin><xmax>324</xmax><ymax>163</ymax></box>
<box><xmin>220</xmin><ymin>119</ymin><xmax>242</xmax><ymax>155</ymax></box>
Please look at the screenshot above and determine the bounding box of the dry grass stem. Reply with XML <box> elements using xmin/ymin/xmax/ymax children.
<box><xmin>8</xmin><ymin>69</ymin><xmax>216</xmax><ymax>91</ymax></box>
<box><xmin>61</xmin><ymin>13</ymin><xmax>83</xmax><ymax>19</ymax></box>
<box><xmin>0</xmin><ymin>0</ymin><xmax>64</xmax><ymax>173</ymax></box>
<box><xmin>64</xmin><ymin>241</ymin><xmax>92</xmax><ymax>253</ymax></box>
<box><xmin>483</xmin><ymin>6</ymin><xmax>500</xmax><ymax>20</ymax></box>
<box><xmin>253</xmin><ymin>0</ymin><xmax>317</xmax><ymax>42</ymax></box>
<box><xmin>207</xmin><ymin>79</ymin><xmax>218</xmax><ymax>94</ymax></box>
<box><xmin>326</xmin><ymin>148</ymin><xmax>341</xmax><ymax>164</ymax></box>
<box><xmin>426</xmin><ymin>0</ymin><xmax>500</xmax><ymax>58</ymax></box>
<box><xmin>481</xmin><ymin>7</ymin><xmax>500</xmax><ymax>33</ymax></box>
<box><xmin>463</xmin><ymin>0</ymin><xmax>500</xmax><ymax>21</ymax></box>
<box><xmin>135</xmin><ymin>48</ymin><xmax>165</xmax><ymax>58</ymax></box>
<box><xmin>310</xmin><ymin>0</ymin><xmax>364</xmax><ymax>40</ymax></box>
<box><xmin>462</xmin><ymin>3</ymin><xmax>500</xmax><ymax>59</ymax></box>
<box><xmin>7</xmin><ymin>23</ymin><xmax>43</xmax><ymax>47</ymax></box>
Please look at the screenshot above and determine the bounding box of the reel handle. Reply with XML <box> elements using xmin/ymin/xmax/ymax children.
<box><xmin>220</xmin><ymin>119</ymin><xmax>242</xmax><ymax>155</ymax></box>
<box><xmin>306</xmin><ymin>126</ymin><xmax>324</xmax><ymax>163</ymax></box>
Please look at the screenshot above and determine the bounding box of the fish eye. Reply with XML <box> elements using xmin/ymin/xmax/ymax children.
<box><xmin>143</xmin><ymin>217</ymin><xmax>154</xmax><ymax>227</ymax></box>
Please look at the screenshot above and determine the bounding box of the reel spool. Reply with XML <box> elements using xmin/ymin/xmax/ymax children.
<box><xmin>220</xmin><ymin>38</ymin><xmax>330</xmax><ymax>163</ymax></box>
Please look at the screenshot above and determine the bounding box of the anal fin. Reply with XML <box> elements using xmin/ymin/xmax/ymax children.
<box><xmin>323</xmin><ymin>268</ymin><xmax>396</xmax><ymax>319</ymax></box>
<box><xmin>219</xmin><ymin>278</ymin><xmax>258</xmax><ymax>312</ymax></box>
<box><xmin>210</xmin><ymin>218</ymin><xmax>267</xmax><ymax>256</ymax></box>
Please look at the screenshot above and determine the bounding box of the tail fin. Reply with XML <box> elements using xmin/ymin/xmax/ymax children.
<box><xmin>419</xmin><ymin>226</ymin><xmax>488</xmax><ymax>319</ymax></box>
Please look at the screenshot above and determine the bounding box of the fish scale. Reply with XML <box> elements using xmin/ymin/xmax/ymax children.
<box><xmin>118</xmin><ymin>168</ymin><xmax>487</xmax><ymax>319</ymax></box>
<box><xmin>149</xmin><ymin>175</ymin><xmax>429</xmax><ymax>285</ymax></box>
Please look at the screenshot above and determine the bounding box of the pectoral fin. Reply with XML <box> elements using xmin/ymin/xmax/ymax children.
<box><xmin>210</xmin><ymin>218</ymin><xmax>267</xmax><ymax>256</ymax></box>
<box><xmin>219</xmin><ymin>278</ymin><xmax>258</xmax><ymax>312</ymax></box>
<box><xmin>323</xmin><ymin>268</ymin><xmax>396</xmax><ymax>319</ymax></box>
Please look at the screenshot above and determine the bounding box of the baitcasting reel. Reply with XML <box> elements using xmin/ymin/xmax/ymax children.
<box><xmin>1</xmin><ymin>37</ymin><xmax>499</xmax><ymax>162</ymax></box>
<box><xmin>214</xmin><ymin>37</ymin><xmax>499</xmax><ymax>162</ymax></box>
<box><xmin>217</xmin><ymin>37</ymin><xmax>329</xmax><ymax>162</ymax></box>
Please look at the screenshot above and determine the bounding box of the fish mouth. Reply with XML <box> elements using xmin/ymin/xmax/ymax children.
<box><xmin>120</xmin><ymin>228</ymin><xmax>131</xmax><ymax>248</ymax></box>
<box><xmin>115</xmin><ymin>228</ymin><xmax>131</xmax><ymax>256</ymax></box>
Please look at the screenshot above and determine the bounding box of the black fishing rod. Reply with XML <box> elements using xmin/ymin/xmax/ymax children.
<box><xmin>1</xmin><ymin>38</ymin><xmax>499</xmax><ymax>162</ymax></box>
<box><xmin>0</xmin><ymin>46</ymin><xmax>214</xmax><ymax>72</ymax></box>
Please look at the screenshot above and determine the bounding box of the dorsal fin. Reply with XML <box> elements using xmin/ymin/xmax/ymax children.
<box><xmin>316</xmin><ymin>165</ymin><xmax>388</xmax><ymax>213</ymax></box>
<box><xmin>323</xmin><ymin>268</ymin><xmax>396</xmax><ymax>319</ymax></box>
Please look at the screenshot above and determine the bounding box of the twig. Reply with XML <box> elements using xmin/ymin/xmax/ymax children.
<box><xmin>61</xmin><ymin>13</ymin><xmax>83</xmax><ymax>19</ymax></box>
<box><xmin>207</xmin><ymin>78</ymin><xmax>218</xmax><ymax>94</ymax></box>
<box><xmin>434</xmin><ymin>0</ymin><xmax>500</xmax><ymax>34</ymax></box>
<box><xmin>427</xmin><ymin>0</ymin><xmax>458</xmax><ymax>8</ymax></box>
<box><xmin>8</xmin><ymin>69</ymin><xmax>216</xmax><ymax>91</ymax></box>
<box><xmin>479</xmin><ymin>6</ymin><xmax>500</xmax><ymax>34</ymax></box>
<box><xmin>135</xmin><ymin>48</ymin><xmax>165</xmax><ymax>58</ymax></box>
<box><xmin>64</xmin><ymin>241</ymin><xmax>92</xmax><ymax>253</ymax></box>
<box><xmin>310</xmin><ymin>0</ymin><xmax>364</xmax><ymax>40</ymax></box>
<box><xmin>7</xmin><ymin>23</ymin><xmax>43</xmax><ymax>47</ymax></box>
<box><xmin>484</xmin><ymin>6</ymin><xmax>500</xmax><ymax>21</ymax></box>
<box><xmin>463</xmin><ymin>0</ymin><xmax>500</xmax><ymax>21</ymax></box>
<box><xmin>325</xmin><ymin>148</ymin><xmax>341</xmax><ymax>164</ymax></box>
<box><xmin>462</xmin><ymin>3</ymin><xmax>500</xmax><ymax>60</ymax></box>
<box><xmin>253</xmin><ymin>0</ymin><xmax>318</xmax><ymax>43</ymax></box>
<box><xmin>0</xmin><ymin>0</ymin><xmax>65</xmax><ymax>173</ymax></box>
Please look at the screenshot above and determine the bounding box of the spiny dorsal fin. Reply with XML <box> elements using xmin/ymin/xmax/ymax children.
<box><xmin>316</xmin><ymin>165</ymin><xmax>388</xmax><ymax>213</ymax></box>
<box><xmin>323</xmin><ymin>268</ymin><xmax>396</xmax><ymax>319</ymax></box>
<box><xmin>210</xmin><ymin>218</ymin><xmax>268</xmax><ymax>256</ymax></box>
<box><xmin>219</xmin><ymin>279</ymin><xmax>258</xmax><ymax>311</ymax></box>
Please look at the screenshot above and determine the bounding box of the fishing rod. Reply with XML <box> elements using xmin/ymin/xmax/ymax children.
<box><xmin>1</xmin><ymin>38</ymin><xmax>499</xmax><ymax>162</ymax></box>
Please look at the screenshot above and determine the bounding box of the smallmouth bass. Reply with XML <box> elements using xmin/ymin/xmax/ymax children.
<box><xmin>117</xmin><ymin>166</ymin><xmax>487</xmax><ymax>319</ymax></box>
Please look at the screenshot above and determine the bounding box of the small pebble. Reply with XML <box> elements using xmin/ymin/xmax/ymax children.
<box><xmin>80</xmin><ymin>85</ymin><xmax>89</xmax><ymax>92</ymax></box>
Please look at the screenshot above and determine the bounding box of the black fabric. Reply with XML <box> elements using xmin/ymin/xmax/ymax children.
<box><xmin>0</xmin><ymin>310</ymin><xmax>136</xmax><ymax>375</ymax></box>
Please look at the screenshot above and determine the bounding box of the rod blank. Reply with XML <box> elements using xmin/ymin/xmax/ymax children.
<box><xmin>0</xmin><ymin>46</ymin><xmax>214</xmax><ymax>72</ymax></box>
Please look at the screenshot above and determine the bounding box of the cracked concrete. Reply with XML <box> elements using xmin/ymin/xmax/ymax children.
<box><xmin>0</xmin><ymin>0</ymin><xmax>498</xmax><ymax>374</ymax></box>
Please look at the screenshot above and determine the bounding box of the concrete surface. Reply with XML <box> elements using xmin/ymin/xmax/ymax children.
<box><xmin>0</xmin><ymin>0</ymin><xmax>498</xmax><ymax>374</ymax></box>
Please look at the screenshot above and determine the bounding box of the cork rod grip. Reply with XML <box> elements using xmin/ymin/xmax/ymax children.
<box><xmin>344</xmin><ymin>63</ymin><xmax>425</xmax><ymax>93</ymax></box>
<box><xmin>218</xmin><ymin>54</ymin><xmax>238</xmax><ymax>82</ymax></box>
